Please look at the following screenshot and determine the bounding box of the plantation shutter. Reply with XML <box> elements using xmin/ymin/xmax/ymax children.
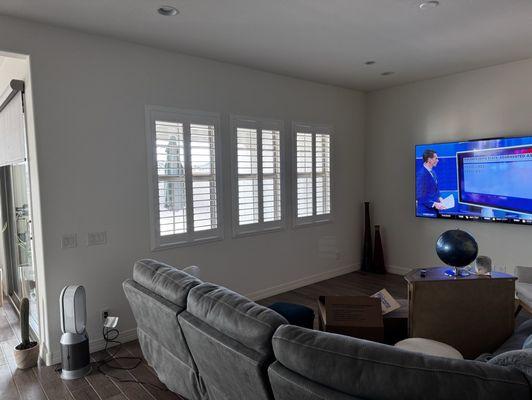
<box><xmin>261</xmin><ymin>129</ymin><xmax>281</xmax><ymax>221</ymax></box>
<box><xmin>149</xmin><ymin>107</ymin><xmax>221</xmax><ymax>248</ymax></box>
<box><xmin>233</xmin><ymin>116</ymin><xmax>283</xmax><ymax>235</ymax></box>
<box><xmin>294</xmin><ymin>124</ymin><xmax>332</xmax><ymax>223</ymax></box>
<box><xmin>296</xmin><ymin>132</ymin><xmax>313</xmax><ymax>217</ymax></box>
<box><xmin>237</xmin><ymin>127</ymin><xmax>259</xmax><ymax>225</ymax></box>
<box><xmin>315</xmin><ymin>132</ymin><xmax>331</xmax><ymax>215</ymax></box>
<box><xmin>155</xmin><ymin>121</ymin><xmax>186</xmax><ymax>236</ymax></box>
<box><xmin>190</xmin><ymin>123</ymin><xmax>218</xmax><ymax>231</ymax></box>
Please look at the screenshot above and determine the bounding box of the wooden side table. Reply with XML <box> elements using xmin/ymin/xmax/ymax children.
<box><xmin>405</xmin><ymin>267</ymin><xmax>516</xmax><ymax>359</ymax></box>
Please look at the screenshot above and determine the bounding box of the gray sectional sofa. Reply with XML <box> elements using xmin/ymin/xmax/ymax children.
<box><xmin>123</xmin><ymin>259</ymin><xmax>532</xmax><ymax>400</ymax></box>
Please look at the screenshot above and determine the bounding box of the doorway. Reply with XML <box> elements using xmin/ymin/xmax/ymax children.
<box><xmin>0</xmin><ymin>55</ymin><xmax>39</xmax><ymax>337</ymax></box>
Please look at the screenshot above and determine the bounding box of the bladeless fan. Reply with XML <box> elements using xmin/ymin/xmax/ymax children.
<box><xmin>59</xmin><ymin>285</ymin><xmax>91</xmax><ymax>379</ymax></box>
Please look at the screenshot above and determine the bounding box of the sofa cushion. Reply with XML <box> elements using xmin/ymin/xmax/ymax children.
<box><xmin>187</xmin><ymin>282</ymin><xmax>287</xmax><ymax>354</ymax></box>
<box><xmin>272</xmin><ymin>325</ymin><xmax>532</xmax><ymax>400</ymax></box>
<box><xmin>133</xmin><ymin>259</ymin><xmax>201</xmax><ymax>307</ymax></box>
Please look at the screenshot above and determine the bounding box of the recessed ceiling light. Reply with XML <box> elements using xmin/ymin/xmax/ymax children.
<box><xmin>365</xmin><ymin>61</ymin><xmax>376</xmax><ymax>65</ymax></box>
<box><xmin>381</xmin><ymin>72</ymin><xmax>395</xmax><ymax>76</ymax></box>
<box><xmin>419</xmin><ymin>1</ymin><xmax>439</xmax><ymax>9</ymax></box>
<box><xmin>158</xmin><ymin>6</ymin><xmax>179</xmax><ymax>16</ymax></box>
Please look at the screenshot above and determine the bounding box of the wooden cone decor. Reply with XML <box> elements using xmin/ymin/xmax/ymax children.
<box><xmin>361</xmin><ymin>202</ymin><xmax>373</xmax><ymax>272</ymax></box>
<box><xmin>373</xmin><ymin>225</ymin><xmax>386</xmax><ymax>274</ymax></box>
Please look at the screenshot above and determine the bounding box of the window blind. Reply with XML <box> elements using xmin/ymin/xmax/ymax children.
<box><xmin>0</xmin><ymin>87</ymin><xmax>25</xmax><ymax>167</ymax></box>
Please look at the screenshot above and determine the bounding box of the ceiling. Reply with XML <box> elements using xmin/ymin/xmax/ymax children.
<box><xmin>2</xmin><ymin>0</ymin><xmax>532</xmax><ymax>90</ymax></box>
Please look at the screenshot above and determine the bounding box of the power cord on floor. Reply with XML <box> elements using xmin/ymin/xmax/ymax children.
<box><xmin>55</xmin><ymin>326</ymin><xmax>168</xmax><ymax>392</ymax></box>
<box><xmin>94</xmin><ymin>325</ymin><xmax>169</xmax><ymax>392</ymax></box>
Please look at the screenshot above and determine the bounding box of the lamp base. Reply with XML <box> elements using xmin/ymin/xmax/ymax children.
<box><xmin>444</xmin><ymin>267</ymin><xmax>471</xmax><ymax>277</ymax></box>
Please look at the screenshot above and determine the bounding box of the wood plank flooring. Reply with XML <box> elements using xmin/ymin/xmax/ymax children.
<box><xmin>0</xmin><ymin>297</ymin><xmax>183</xmax><ymax>400</ymax></box>
<box><xmin>258</xmin><ymin>270</ymin><xmax>407</xmax><ymax>328</ymax></box>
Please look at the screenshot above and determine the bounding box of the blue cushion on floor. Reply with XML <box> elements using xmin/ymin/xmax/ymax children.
<box><xmin>269</xmin><ymin>302</ymin><xmax>315</xmax><ymax>329</ymax></box>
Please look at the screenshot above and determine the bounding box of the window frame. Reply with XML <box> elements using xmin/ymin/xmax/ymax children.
<box><xmin>146</xmin><ymin>105</ymin><xmax>224</xmax><ymax>250</ymax></box>
<box><xmin>292</xmin><ymin>121</ymin><xmax>334</xmax><ymax>227</ymax></box>
<box><xmin>230</xmin><ymin>115</ymin><xmax>286</xmax><ymax>237</ymax></box>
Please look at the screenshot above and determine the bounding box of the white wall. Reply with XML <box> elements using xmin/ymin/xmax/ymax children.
<box><xmin>0</xmin><ymin>56</ymin><xmax>26</xmax><ymax>93</ymax></box>
<box><xmin>366</xmin><ymin>58</ymin><xmax>532</xmax><ymax>275</ymax></box>
<box><xmin>0</xmin><ymin>16</ymin><xmax>366</xmax><ymax>364</ymax></box>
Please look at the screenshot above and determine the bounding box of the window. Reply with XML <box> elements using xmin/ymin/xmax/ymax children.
<box><xmin>293</xmin><ymin>123</ymin><xmax>332</xmax><ymax>225</ymax></box>
<box><xmin>231</xmin><ymin>116</ymin><xmax>284</xmax><ymax>236</ymax></box>
<box><xmin>146</xmin><ymin>106</ymin><xmax>223</xmax><ymax>249</ymax></box>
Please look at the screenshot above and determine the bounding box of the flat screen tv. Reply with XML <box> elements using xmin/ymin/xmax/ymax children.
<box><xmin>415</xmin><ymin>136</ymin><xmax>532</xmax><ymax>225</ymax></box>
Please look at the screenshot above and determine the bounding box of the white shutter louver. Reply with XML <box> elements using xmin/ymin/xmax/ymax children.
<box><xmin>190</xmin><ymin>124</ymin><xmax>218</xmax><ymax>231</ymax></box>
<box><xmin>262</xmin><ymin>130</ymin><xmax>281</xmax><ymax>222</ymax></box>
<box><xmin>237</xmin><ymin>127</ymin><xmax>259</xmax><ymax>225</ymax></box>
<box><xmin>296</xmin><ymin>132</ymin><xmax>313</xmax><ymax>218</ymax></box>
<box><xmin>315</xmin><ymin>133</ymin><xmax>331</xmax><ymax>215</ymax></box>
<box><xmin>156</xmin><ymin>121</ymin><xmax>186</xmax><ymax>236</ymax></box>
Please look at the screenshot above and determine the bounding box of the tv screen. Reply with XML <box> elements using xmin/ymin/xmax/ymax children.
<box><xmin>415</xmin><ymin>136</ymin><xmax>532</xmax><ymax>225</ymax></box>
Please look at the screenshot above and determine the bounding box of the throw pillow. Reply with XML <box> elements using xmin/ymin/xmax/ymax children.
<box><xmin>488</xmin><ymin>348</ymin><xmax>532</xmax><ymax>376</ymax></box>
<box><xmin>523</xmin><ymin>335</ymin><xmax>532</xmax><ymax>349</ymax></box>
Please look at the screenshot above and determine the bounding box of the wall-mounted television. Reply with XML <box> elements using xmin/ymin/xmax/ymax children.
<box><xmin>415</xmin><ymin>136</ymin><xmax>532</xmax><ymax>225</ymax></box>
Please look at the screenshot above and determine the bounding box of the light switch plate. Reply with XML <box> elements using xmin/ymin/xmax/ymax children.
<box><xmin>87</xmin><ymin>231</ymin><xmax>107</xmax><ymax>246</ymax></box>
<box><xmin>61</xmin><ymin>233</ymin><xmax>77</xmax><ymax>249</ymax></box>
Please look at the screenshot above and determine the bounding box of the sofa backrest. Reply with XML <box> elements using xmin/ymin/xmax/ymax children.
<box><xmin>179</xmin><ymin>282</ymin><xmax>287</xmax><ymax>400</ymax></box>
<box><xmin>269</xmin><ymin>325</ymin><xmax>532</xmax><ymax>400</ymax></box>
<box><xmin>123</xmin><ymin>259</ymin><xmax>204</xmax><ymax>400</ymax></box>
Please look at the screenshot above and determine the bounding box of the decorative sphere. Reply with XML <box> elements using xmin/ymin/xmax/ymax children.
<box><xmin>436</xmin><ymin>229</ymin><xmax>478</xmax><ymax>267</ymax></box>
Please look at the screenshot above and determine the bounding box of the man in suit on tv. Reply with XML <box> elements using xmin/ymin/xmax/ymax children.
<box><xmin>416</xmin><ymin>149</ymin><xmax>446</xmax><ymax>217</ymax></box>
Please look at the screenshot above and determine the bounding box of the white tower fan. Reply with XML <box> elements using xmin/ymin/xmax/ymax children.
<box><xmin>59</xmin><ymin>285</ymin><xmax>91</xmax><ymax>379</ymax></box>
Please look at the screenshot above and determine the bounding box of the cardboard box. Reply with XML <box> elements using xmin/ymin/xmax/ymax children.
<box><xmin>318</xmin><ymin>296</ymin><xmax>383</xmax><ymax>342</ymax></box>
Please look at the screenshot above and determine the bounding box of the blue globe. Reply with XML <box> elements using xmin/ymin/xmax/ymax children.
<box><xmin>436</xmin><ymin>229</ymin><xmax>478</xmax><ymax>267</ymax></box>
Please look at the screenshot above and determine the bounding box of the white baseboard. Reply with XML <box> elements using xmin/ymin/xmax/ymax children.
<box><xmin>48</xmin><ymin>328</ymin><xmax>138</xmax><ymax>366</ymax></box>
<box><xmin>386</xmin><ymin>265</ymin><xmax>412</xmax><ymax>276</ymax></box>
<box><xmin>246</xmin><ymin>263</ymin><xmax>359</xmax><ymax>301</ymax></box>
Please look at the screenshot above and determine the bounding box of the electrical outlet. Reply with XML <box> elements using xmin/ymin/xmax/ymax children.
<box><xmin>88</xmin><ymin>231</ymin><xmax>107</xmax><ymax>246</ymax></box>
<box><xmin>61</xmin><ymin>233</ymin><xmax>77</xmax><ymax>249</ymax></box>
<box><xmin>101</xmin><ymin>309</ymin><xmax>109</xmax><ymax>323</ymax></box>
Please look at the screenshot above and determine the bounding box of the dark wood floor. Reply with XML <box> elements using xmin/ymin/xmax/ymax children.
<box><xmin>0</xmin><ymin>271</ymin><xmax>406</xmax><ymax>399</ymax></box>
<box><xmin>258</xmin><ymin>270</ymin><xmax>407</xmax><ymax>327</ymax></box>
<box><xmin>0</xmin><ymin>297</ymin><xmax>183</xmax><ymax>400</ymax></box>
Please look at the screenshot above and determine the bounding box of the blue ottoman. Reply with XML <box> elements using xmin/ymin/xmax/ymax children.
<box><xmin>269</xmin><ymin>302</ymin><xmax>315</xmax><ymax>329</ymax></box>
